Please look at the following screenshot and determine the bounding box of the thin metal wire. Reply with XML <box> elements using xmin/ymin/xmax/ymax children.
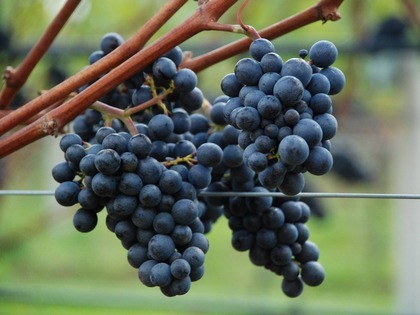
<box><xmin>1</xmin><ymin>190</ymin><xmax>420</xmax><ymax>199</ymax></box>
<box><xmin>200</xmin><ymin>192</ymin><xmax>420</xmax><ymax>199</ymax></box>
<box><xmin>0</xmin><ymin>190</ymin><xmax>56</xmax><ymax>196</ymax></box>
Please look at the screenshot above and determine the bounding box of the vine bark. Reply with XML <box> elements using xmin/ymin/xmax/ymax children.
<box><xmin>0</xmin><ymin>0</ymin><xmax>345</xmax><ymax>158</ymax></box>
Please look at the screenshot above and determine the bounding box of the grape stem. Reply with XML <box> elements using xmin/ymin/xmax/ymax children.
<box><xmin>182</xmin><ymin>0</ymin><xmax>344</xmax><ymax>72</ymax></box>
<box><xmin>163</xmin><ymin>153</ymin><xmax>197</xmax><ymax>167</ymax></box>
<box><xmin>203</xmin><ymin>22</ymin><xmax>247</xmax><ymax>34</ymax></box>
<box><xmin>236</xmin><ymin>0</ymin><xmax>261</xmax><ymax>40</ymax></box>
<box><xmin>0</xmin><ymin>0</ymin><xmax>82</xmax><ymax>110</ymax></box>
<box><xmin>90</xmin><ymin>79</ymin><xmax>177</xmax><ymax>137</ymax></box>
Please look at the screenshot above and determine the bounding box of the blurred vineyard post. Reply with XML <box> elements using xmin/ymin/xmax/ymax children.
<box><xmin>394</xmin><ymin>51</ymin><xmax>420</xmax><ymax>314</ymax></box>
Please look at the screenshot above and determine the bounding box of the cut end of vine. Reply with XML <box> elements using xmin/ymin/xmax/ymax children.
<box><xmin>41</xmin><ymin>116</ymin><xmax>59</xmax><ymax>137</ymax></box>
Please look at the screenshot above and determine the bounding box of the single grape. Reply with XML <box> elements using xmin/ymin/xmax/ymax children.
<box><xmin>172</xmin><ymin>199</ymin><xmax>198</xmax><ymax>225</ymax></box>
<box><xmin>222</xmin><ymin>144</ymin><xmax>244</xmax><ymax>168</ymax></box>
<box><xmin>102</xmin><ymin>133</ymin><xmax>128</xmax><ymax>154</ymax></box>
<box><xmin>94</xmin><ymin>149</ymin><xmax>121</xmax><ymax>175</ymax></box>
<box><xmin>278</xmin><ymin>172</ymin><xmax>305</xmax><ymax>196</ymax></box>
<box><xmin>182</xmin><ymin>246</ymin><xmax>205</xmax><ymax>268</ymax></box>
<box><xmin>273</xmin><ymin>76</ymin><xmax>304</xmax><ymax>107</ymax></box>
<box><xmin>127</xmin><ymin>243</ymin><xmax>149</xmax><ymax>268</ymax></box>
<box><xmin>172</xmin><ymin>108</ymin><xmax>191</xmax><ymax>134</ymax></box>
<box><xmin>301</xmin><ymin>261</ymin><xmax>325</xmax><ymax>286</ymax></box>
<box><xmin>260</xmin><ymin>52</ymin><xmax>283</xmax><ymax>73</ymax></box>
<box><xmin>138</xmin><ymin>260</ymin><xmax>158</xmax><ymax>287</ymax></box>
<box><xmin>270</xmin><ymin>244</ymin><xmax>293</xmax><ymax>266</ymax></box>
<box><xmin>65</xmin><ymin>144</ymin><xmax>86</xmax><ymax>165</ymax></box>
<box><xmin>310</xmin><ymin>93</ymin><xmax>332</xmax><ymax>115</ymax></box>
<box><xmin>235</xmin><ymin>107</ymin><xmax>261</xmax><ymax>131</ymax></box>
<box><xmin>295</xmin><ymin>241</ymin><xmax>320</xmax><ymax>263</ymax></box>
<box><xmin>162</xmin><ymin>46</ymin><xmax>183</xmax><ymax>66</ymax></box>
<box><xmin>174</xmin><ymin>68</ymin><xmax>198</xmax><ymax>93</ymax></box>
<box><xmin>320</xmin><ymin>66</ymin><xmax>346</xmax><ymax>95</ymax></box>
<box><xmin>170</xmin><ymin>258</ymin><xmax>191</xmax><ymax>279</ymax></box>
<box><xmin>256</xmin><ymin>228</ymin><xmax>278</xmax><ymax>250</ymax></box>
<box><xmin>114</xmin><ymin>220</ymin><xmax>137</xmax><ymax>244</ymax></box>
<box><xmin>91</xmin><ymin>173</ymin><xmax>118</xmax><ymax>198</ymax></box>
<box><xmin>132</xmin><ymin>206</ymin><xmax>156</xmax><ymax>229</ymax></box>
<box><xmin>59</xmin><ymin>133</ymin><xmax>83</xmax><ymax>152</ymax></box>
<box><xmin>153</xmin><ymin>212</ymin><xmax>176</xmax><ymax>235</ymax></box>
<box><xmin>137</xmin><ymin>157</ymin><xmax>164</xmax><ymax>185</ymax></box>
<box><xmin>153</xmin><ymin>57</ymin><xmax>177</xmax><ymax>80</ymax></box>
<box><xmin>279</xmin><ymin>135</ymin><xmax>310</xmax><ymax>166</ymax></box>
<box><xmin>196</xmin><ymin>143</ymin><xmax>223</xmax><ymax>167</ymax></box>
<box><xmin>221</xmin><ymin>73</ymin><xmax>242</xmax><ymax>97</ymax></box>
<box><xmin>111</xmin><ymin>194</ymin><xmax>138</xmax><ymax>217</ymax></box>
<box><xmin>306</xmin><ymin>73</ymin><xmax>331</xmax><ymax>96</ymax></box>
<box><xmin>73</xmin><ymin>208</ymin><xmax>98</xmax><ymax>232</ymax></box>
<box><xmin>158</xmin><ymin>170</ymin><xmax>183</xmax><ymax>194</ymax></box>
<box><xmin>262</xmin><ymin>207</ymin><xmax>285</xmax><ymax>229</ymax></box>
<box><xmin>247</xmin><ymin>151</ymin><xmax>268</xmax><ymax>172</ymax></box>
<box><xmin>281</xmin><ymin>57</ymin><xmax>312</xmax><ymax>86</ymax></box>
<box><xmin>118</xmin><ymin>172</ymin><xmax>143</xmax><ymax>196</ymax></box>
<box><xmin>77</xmin><ymin>188</ymin><xmax>103</xmax><ymax>210</ymax></box>
<box><xmin>281</xmin><ymin>278</ymin><xmax>304</xmax><ymax>298</ymax></box>
<box><xmin>249</xmin><ymin>38</ymin><xmax>275</xmax><ymax>61</ymax></box>
<box><xmin>257</xmin><ymin>94</ymin><xmax>282</xmax><ymax>119</ymax></box>
<box><xmin>88</xmin><ymin>50</ymin><xmax>104</xmax><ymax>64</ymax></box>
<box><xmin>150</xmin><ymin>262</ymin><xmax>173</xmax><ymax>287</ymax></box>
<box><xmin>293</xmin><ymin>118</ymin><xmax>323</xmax><ymax>148</ymax></box>
<box><xmin>52</xmin><ymin>162</ymin><xmax>76</xmax><ymax>183</ymax></box>
<box><xmin>55</xmin><ymin>181</ymin><xmax>80</xmax><ymax>207</ymax></box>
<box><xmin>179</xmin><ymin>87</ymin><xmax>204</xmax><ymax>112</ymax></box>
<box><xmin>309</xmin><ymin>40</ymin><xmax>338</xmax><ymax>68</ymax></box>
<box><xmin>100</xmin><ymin>32</ymin><xmax>124</xmax><ymax>54</ymax></box>
<box><xmin>234</xmin><ymin>58</ymin><xmax>263</xmax><ymax>86</ymax></box>
<box><xmin>148</xmin><ymin>114</ymin><xmax>174</xmax><ymax>141</ymax></box>
<box><xmin>148</xmin><ymin>234</ymin><xmax>176</xmax><ymax>262</ymax></box>
<box><xmin>187</xmin><ymin>164</ymin><xmax>212</xmax><ymax>189</ymax></box>
<box><xmin>304</xmin><ymin>146</ymin><xmax>333</xmax><ymax>176</ymax></box>
<box><xmin>313</xmin><ymin>113</ymin><xmax>338</xmax><ymax>140</ymax></box>
<box><xmin>171</xmin><ymin>225</ymin><xmax>193</xmax><ymax>246</ymax></box>
<box><xmin>139</xmin><ymin>184</ymin><xmax>162</xmax><ymax>208</ymax></box>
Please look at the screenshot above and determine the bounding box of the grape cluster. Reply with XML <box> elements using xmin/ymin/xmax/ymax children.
<box><xmin>73</xmin><ymin>32</ymin><xmax>204</xmax><ymax>142</ymax></box>
<box><xmin>220</xmin><ymin>38</ymin><xmax>345</xmax><ymax>195</ymax></box>
<box><xmin>52</xmin><ymin>33</ymin><xmax>345</xmax><ymax>298</ymax></box>
<box><xmin>223</xmin><ymin>191</ymin><xmax>324</xmax><ymax>297</ymax></box>
<box><xmin>199</xmin><ymin>120</ymin><xmax>325</xmax><ymax>297</ymax></box>
<box><xmin>53</xmin><ymin>125</ymin><xmax>225</xmax><ymax>296</ymax></box>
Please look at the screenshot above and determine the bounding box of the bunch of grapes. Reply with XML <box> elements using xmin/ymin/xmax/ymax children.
<box><xmin>52</xmin><ymin>33</ymin><xmax>345</xmax><ymax>298</ymax></box>
<box><xmin>53</xmin><ymin>123</ymin><xmax>227</xmax><ymax>296</ymax></box>
<box><xmin>220</xmin><ymin>38</ymin><xmax>345</xmax><ymax>195</ymax></box>
<box><xmin>200</xmin><ymin>120</ymin><xmax>325</xmax><ymax>297</ymax></box>
<box><xmin>72</xmin><ymin>32</ymin><xmax>204</xmax><ymax>142</ymax></box>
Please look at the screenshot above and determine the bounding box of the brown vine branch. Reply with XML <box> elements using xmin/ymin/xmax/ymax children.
<box><xmin>237</xmin><ymin>0</ymin><xmax>250</xmax><ymax>32</ymax></box>
<box><xmin>90</xmin><ymin>101</ymin><xmax>138</xmax><ymax>136</ymax></box>
<box><xmin>0</xmin><ymin>0</ymin><xmax>82</xmax><ymax>109</ymax></box>
<box><xmin>0</xmin><ymin>0</ymin><xmax>239</xmax><ymax>158</ymax></box>
<box><xmin>0</xmin><ymin>0</ymin><xmax>189</xmax><ymax>137</ymax></box>
<box><xmin>0</xmin><ymin>97</ymin><xmax>66</xmax><ymax>125</ymax></box>
<box><xmin>0</xmin><ymin>0</ymin><xmax>345</xmax><ymax>159</ymax></box>
<box><xmin>182</xmin><ymin>0</ymin><xmax>344</xmax><ymax>72</ymax></box>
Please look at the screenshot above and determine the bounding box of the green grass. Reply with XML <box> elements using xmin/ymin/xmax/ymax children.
<box><xmin>0</xmin><ymin>281</ymin><xmax>395</xmax><ymax>315</ymax></box>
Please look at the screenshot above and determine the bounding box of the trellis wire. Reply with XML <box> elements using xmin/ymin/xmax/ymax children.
<box><xmin>1</xmin><ymin>190</ymin><xmax>420</xmax><ymax>199</ymax></box>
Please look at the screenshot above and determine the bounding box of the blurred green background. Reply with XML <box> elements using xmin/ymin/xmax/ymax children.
<box><xmin>0</xmin><ymin>1</ymin><xmax>419</xmax><ymax>314</ymax></box>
